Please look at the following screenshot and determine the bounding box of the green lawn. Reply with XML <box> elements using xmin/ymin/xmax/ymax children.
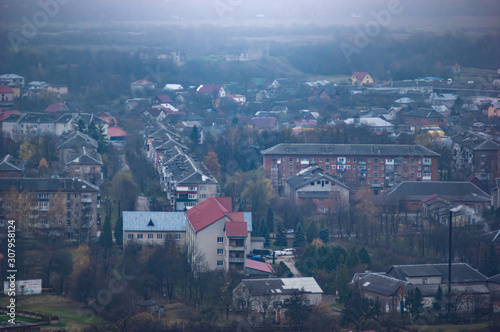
<box><xmin>0</xmin><ymin>314</ymin><xmax>38</xmax><ymax>323</ymax></box>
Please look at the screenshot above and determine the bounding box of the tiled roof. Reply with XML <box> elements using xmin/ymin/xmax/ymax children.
<box><xmin>452</xmin><ymin>131</ymin><xmax>499</xmax><ymax>150</ymax></box>
<box><xmin>225</xmin><ymin>222</ymin><xmax>248</xmax><ymax>237</ymax></box>
<box><xmin>262</xmin><ymin>143</ymin><xmax>440</xmax><ymax>157</ymax></box>
<box><xmin>387</xmin><ymin>181</ymin><xmax>490</xmax><ymax>202</ymax></box>
<box><xmin>67</xmin><ymin>146</ymin><xmax>103</xmax><ymax>166</ymax></box>
<box><xmin>0</xmin><ymin>177</ymin><xmax>99</xmax><ymax>192</ymax></box>
<box><xmin>245</xmin><ymin>259</ymin><xmax>275</xmax><ymax>274</ymax></box>
<box><xmin>237</xmin><ymin>277</ymin><xmax>322</xmax><ymax>297</ymax></box>
<box><xmin>0</xmin><ymin>110</ymin><xmax>20</xmax><ymax>121</ymax></box>
<box><xmin>354</xmin><ymin>273</ymin><xmax>410</xmax><ymax>297</ymax></box>
<box><xmin>155</xmin><ymin>95</ymin><xmax>173</xmax><ymax>103</ymax></box>
<box><xmin>388</xmin><ymin>263</ymin><xmax>487</xmax><ymax>284</ymax></box>
<box><xmin>285</xmin><ymin>166</ymin><xmax>349</xmax><ymax>191</ymax></box>
<box><xmin>43</xmin><ymin>103</ymin><xmax>68</xmax><ymax>113</ymax></box>
<box><xmin>406</xmin><ymin>108</ymin><xmax>445</xmax><ymax>119</ymax></box>
<box><xmin>107</xmin><ymin>126</ymin><xmax>128</xmax><ymax>137</ymax></box>
<box><xmin>196</xmin><ymin>84</ymin><xmax>222</xmax><ymax>94</ymax></box>
<box><xmin>186</xmin><ymin>197</ymin><xmax>231</xmax><ymax>232</ymax></box>
<box><xmin>0</xmin><ymin>85</ymin><xmax>14</xmax><ymax>94</ymax></box>
<box><xmin>0</xmin><ymin>154</ymin><xmax>24</xmax><ymax>172</ymax></box>
<box><xmin>57</xmin><ymin>131</ymin><xmax>98</xmax><ymax>149</ymax></box>
<box><xmin>352</xmin><ymin>72</ymin><xmax>369</xmax><ymax>80</ymax></box>
<box><xmin>123</xmin><ymin>211</ymin><xmax>187</xmax><ymax>232</ymax></box>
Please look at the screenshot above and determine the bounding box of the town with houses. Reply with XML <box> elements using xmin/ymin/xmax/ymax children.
<box><xmin>1</xmin><ymin>52</ymin><xmax>500</xmax><ymax>330</ymax></box>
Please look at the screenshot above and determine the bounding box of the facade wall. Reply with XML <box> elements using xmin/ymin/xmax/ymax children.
<box><xmin>124</xmin><ymin>231</ymin><xmax>185</xmax><ymax>247</ymax></box>
<box><xmin>265</xmin><ymin>154</ymin><xmax>438</xmax><ymax>190</ymax></box>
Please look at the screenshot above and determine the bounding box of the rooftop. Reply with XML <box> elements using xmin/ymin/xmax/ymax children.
<box><xmin>123</xmin><ymin>211</ymin><xmax>187</xmax><ymax>232</ymax></box>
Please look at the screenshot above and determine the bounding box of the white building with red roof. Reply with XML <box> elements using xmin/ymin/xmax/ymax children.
<box><xmin>185</xmin><ymin>197</ymin><xmax>252</xmax><ymax>273</ymax></box>
<box><xmin>196</xmin><ymin>84</ymin><xmax>226</xmax><ymax>98</ymax></box>
<box><xmin>349</xmin><ymin>72</ymin><xmax>374</xmax><ymax>86</ymax></box>
<box><xmin>0</xmin><ymin>85</ymin><xmax>15</xmax><ymax>107</ymax></box>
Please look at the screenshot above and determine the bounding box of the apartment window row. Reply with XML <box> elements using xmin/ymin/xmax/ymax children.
<box><xmin>127</xmin><ymin>233</ymin><xmax>182</xmax><ymax>240</ymax></box>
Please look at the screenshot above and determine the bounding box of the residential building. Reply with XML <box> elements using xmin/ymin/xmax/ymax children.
<box><xmin>233</xmin><ymin>277</ymin><xmax>323</xmax><ymax>314</ymax></box>
<box><xmin>386</xmin><ymin>181</ymin><xmax>491</xmax><ymax>214</ymax></box>
<box><xmin>349</xmin><ymin>72</ymin><xmax>373</xmax><ymax>86</ymax></box>
<box><xmin>0</xmin><ymin>154</ymin><xmax>25</xmax><ymax>178</ymax></box>
<box><xmin>451</xmin><ymin>131</ymin><xmax>499</xmax><ymax>187</ymax></box>
<box><xmin>46</xmin><ymin>84</ymin><xmax>68</xmax><ymax>96</ymax></box>
<box><xmin>122</xmin><ymin>211</ymin><xmax>186</xmax><ymax>247</ymax></box>
<box><xmin>0</xmin><ymin>74</ymin><xmax>25</xmax><ymax>87</ymax></box>
<box><xmin>43</xmin><ymin>103</ymin><xmax>69</xmax><ymax>114</ymax></box>
<box><xmin>1</xmin><ymin>113</ymin><xmax>74</xmax><ymax>140</ymax></box>
<box><xmin>350</xmin><ymin>272</ymin><xmax>409</xmax><ymax>313</ymax></box>
<box><xmin>370</xmin><ymin>80</ymin><xmax>433</xmax><ymax>95</ymax></box>
<box><xmin>404</xmin><ymin>108</ymin><xmax>447</xmax><ymax>132</ymax></box>
<box><xmin>196</xmin><ymin>84</ymin><xmax>226</xmax><ymax>98</ymax></box>
<box><xmin>67</xmin><ymin>146</ymin><xmax>103</xmax><ymax>185</ymax></box>
<box><xmin>344</xmin><ymin>117</ymin><xmax>395</xmax><ymax>133</ymax></box>
<box><xmin>262</xmin><ymin>143</ymin><xmax>440</xmax><ymax>191</ymax></box>
<box><xmin>284</xmin><ymin>166</ymin><xmax>350</xmax><ymax>214</ymax></box>
<box><xmin>245</xmin><ymin>259</ymin><xmax>275</xmax><ymax>278</ymax></box>
<box><xmin>245</xmin><ymin>117</ymin><xmax>278</xmax><ymax>131</ymax></box>
<box><xmin>487</xmin><ymin>102</ymin><xmax>500</xmax><ymax>118</ymax></box>
<box><xmin>57</xmin><ymin>131</ymin><xmax>99</xmax><ymax>165</ymax></box>
<box><xmin>0</xmin><ymin>178</ymin><xmax>100</xmax><ymax>242</ymax></box>
<box><xmin>131</xmin><ymin>79</ymin><xmax>155</xmax><ymax>96</ymax></box>
<box><xmin>0</xmin><ymin>86</ymin><xmax>14</xmax><ymax>108</ymax></box>
<box><xmin>185</xmin><ymin>197</ymin><xmax>252</xmax><ymax>273</ymax></box>
<box><xmin>153</xmin><ymin>94</ymin><xmax>174</xmax><ymax>105</ymax></box>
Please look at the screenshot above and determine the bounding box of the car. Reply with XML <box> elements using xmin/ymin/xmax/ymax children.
<box><xmin>252</xmin><ymin>248</ymin><xmax>272</xmax><ymax>257</ymax></box>
<box><xmin>283</xmin><ymin>248</ymin><xmax>296</xmax><ymax>256</ymax></box>
<box><xmin>286</xmin><ymin>229</ymin><xmax>294</xmax><ymax>234</ymax></box>
<box><xmin>274</xmin><ymin>250</ymin><xmax>284</xmax><ymax>256</ymax></box>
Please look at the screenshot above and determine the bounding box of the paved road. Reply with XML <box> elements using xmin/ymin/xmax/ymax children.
<box><xmin>280</xmin><ymin>256</ymin><xmax>302</xmax><ymax>277</ymax></box>
<box><xmin>135</xmin><ymin>196</ymin><xmax>150</xmax><ymax>211</ymax></box>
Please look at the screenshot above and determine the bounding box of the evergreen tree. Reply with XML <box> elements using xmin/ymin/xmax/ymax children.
<box><xmin>405</xmin><ymin>287</ymin><xmax>423</xmax><ymax>320</ymax></box>
<box><xmin>306</xmin><ymin>222</ymin><xmax>319</xmax><ymax>243</ymax></box>
<box><xmin>347</xmin><ymin>247</ymin><xmax>359</xmax><ymax>268</ymax></box>
<box><xmin>319</xmin><ymin>228</ymin><xmax>330</xmax><ymax>244</ymax></box>
<box><xmin>266</xmin><ymin>207</ymin><xmax>274</xmax><ymax>233</ymax></box>
<box><xmin>259</xmin><ymin>219</ymin><xmax>270</xmax><ymax>247</ymax></box>
<box><xmin>432</xmin><ymin>285</ymin><xmax>443</xmax><ymax>313</ymax></box>
<box><xmin>114</xmin><ymin>216</ymin><xmax>123</xmax><ymax>246</ymax></box>
<box><xmin>358</xmin><ymin>247</ymin><xmax>371</xmax><ymax>266</ymax></box>
<box><xmin>487</xmin><ymin>244</ymin><xmax>499</xmax><ymax>276</ymax></box>
<box><xmin>293</xmin><ymin>222</ymin><xmax>306</xmax><ymax>247</ymax></box>
<box><xmin>190</xmin><ymin>125</ymin><xmax>199</xmax><ymax>144</ymax></box>
<box><xmin>274</xmin><ymin>222</ymin><xmax>288</xmax><ymax>247</ymax></box>
<box><xmin>99</xmin><ymin>215</ymin><xmax>113</xmax><ymax>251</ymax></box>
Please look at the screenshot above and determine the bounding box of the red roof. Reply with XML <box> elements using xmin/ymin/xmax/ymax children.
<box><xmin>0</xmin><ymin>85</ymin><xmax>14</xmax><ymax>94</ymax></box>
<box><xmin>196</xmin><ymin>84</ymin><xmax>222</xmax><ymax>94</ymax></box>
<box><xmin>99</xmin><ymin>116</ymin><xmax>118</xmax><ymax>125</ymax></box>
<box><xmin>155</xmin><ymin>95</ymin><xmax>173</xmax><ymax>103</ymax></box>
<box><xmin>245</xmin><ymin>259</ymin><xmax>275</xmax><ymax>274</ymax></box>
<box><xmin>421</xmin><ymin>193</ymin><xmax>440</xmax><ymax>203</ymax></box>
<box><xmin>43</xmin><ymin>103</ymin><xmax>67</xmax><ymax>113</ymax></box>
<box><xmin>225</xmin><ymin>222</ymin><xmax>248</xmax><ymax>237</ymax></box>
<box><xmin>0</xmin><ymin>110</ymin><xmax>20</xmax><ymax>121</ymax></box>
<box><xmin>186</xmin><ymin>197</ymin><xmax>231</xmax><ymax>232</ymax></box>
<box><xmin>352</xmin><ymin>72</ymin><xmax>370</xmax><ymax>80</ymax></box>
<box><xmin>107</xmin><ymin>126</ymin><xmax>128</xmax><ymax>137</ymax></box>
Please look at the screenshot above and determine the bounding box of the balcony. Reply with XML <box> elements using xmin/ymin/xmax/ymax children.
<box><xmin>228</xmin><ymin>256</ymin><xmax>245</xmax><ymax>263</ymax></box>
<box><xmin>228</xmin><ymin>245</ymin><xmax>245</xmax><ymax>251</ymax></box>
<box><xmin>81</xmin><ymin>197</ymin><xmax>92</xmax><ymax>203</ymax></box>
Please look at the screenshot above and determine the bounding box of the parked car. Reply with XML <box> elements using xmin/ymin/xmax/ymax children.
<box><xmin>274</xmin><ymin>250</ymin><xmax>284</xmax><ymax>256</ymax></box>
<box><xmin>286</xmin><ymin>229</ymin><xmax>294</xmax><ymax>234</ymax></box>
<box><xmin>283</xmin><ymin>248</ymin><xmax>296</xmax><ymax>256</ymax></box>
<box><xmin>252</xmin><ymin>249</ymin><xmax>272</xmax><ymax>257</ymax></box>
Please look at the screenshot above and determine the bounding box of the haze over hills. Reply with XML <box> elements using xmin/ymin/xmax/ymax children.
<box><xmin>1</xmin><ymin>0</ymin><xmax>500</xmax><ymax>25</ymax></box>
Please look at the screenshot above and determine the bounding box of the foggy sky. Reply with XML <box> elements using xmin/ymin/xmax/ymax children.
<box><xmin>1</xmin><ymin>0</ymin><xmax>500</xmax><ymax>25</ymax></box>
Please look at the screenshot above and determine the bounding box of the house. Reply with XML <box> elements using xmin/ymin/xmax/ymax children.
<box><xmin>0</xmin><ymin>154</ymin><xmax>25</xmax><ymax>177</ymax></box>
<box><xmin>245</xmin><ymin>259</ymin><xmax>275</xmax><ymax>278</ymax></box>
<box><xmin>107</xmin><ymin>127</ymin><xmax>128</xmax><ymax>146</ymax></box>
<box><xmin>43</xmin><ymin>103</ymin><xmax>69</xmax><ymax>113</ymax></box>
<box><xmin>350</xmin><ymin>272</ymin><xmax>410</xmax><ymax>313</ymax></box>
<box><xmin>57</xmin><ymin>131</ymin><xmax>99</xmax><ymax>165</ymax></box>
<box><xmin>349</xmin><ymin>72</ymin><xmax>373</xmax><ymax>86</ymax></box>
<box><xmin>0</xmin><ymin>74</ymin><xmax>25</xmax><ymax>87</ymax></box>
<box><xmin>451</xmin><ymin>131</ymin><xmax>499</xmax><ymax>187</ymax></box>
<box><xmin>245</xmin><ymin>117</ymin><xmax>278</xmax><ymax>131</ymax></box>
<box><xmin>269</xmin><ymin>78</ymin><xmax>289</xmax><ymax>90</ymax></box>
<box><xmin>229</xmin><ymin>94</ymin><xmax>246</xmax><ymax>104</ymax></box>
<box><xmin>262</xmin><ymin>143</ymin><xmax>440</xmax><ymax>191</ymax></box>
<box><xmin>487</xmin><ymin>102</ymin><xmax>500</xmax><ymax>118</ymax></box>
<box><xmin>284</xmin><ymin>166</ymin><xmax>350</xmax><ymax>214</ymax></box>
<box><xmin>177</xmin><ymin>121</ymin><xmax>205</xmax><ymax>144</ymax></box>
<box><xmin>163</xmin><ymin>84</ymin><xmax>184</xmax><ymax>91</ymax></box>
<box><xmin>0</xmin><ymin>178</ymin><xmax>100</xmax><ymax>241</ymax></box>
<box><xmin>247</xmin><ymin>78</ymin><xmax>268</xmax><ymax>92</ymax></box>
<box><xmin>429</xmin><ymin>93</ymin><xmax>458</xmax><ymax>108</ymax></box>
<box><xmin>145</xmin><ymin>108</ymin><xmax>167</xmax><ymax>121</ymax></box>
<box><xmin>98</xmin><ymin>116</ymin><xmax>118</xmax><ymax>127</ymax></box>
<box><xmin>386</xmin><ymin>181</ymin><xmax>491</xmax><ymax>214</ymax></box>
<box><xmin>404</xmin><ymin>108</ymin><xmax>447</xmax><ymax>132</ymax></box>
<box><xmin>185</xmin><ymin>197</ymin><xmax>252</xmax><ymax>273</ymax></box>
<box><xmin>46</xmin><ymin>84</ymin><xmax>68</xmax><ymax>96</ymax></box>
<box><xmin>131</xmin><ymin>79</ymin><xmax>155</xmax><ymax>96</ymax></box>
<box><xmin>196</xmin><ymin>84</ymin><xmax>226</xmax><ymax>98</ymax></box>
<box><xmin>1</xmin><ymin>113</ymin><xmax>74</xmax><ymax>141</ymax></box>
<box><xmin>344</xmin><ymin>117</ymin><xmax>395</xmax><ymax>133</ymax></box>
<box><xmin>153</xmin><ymin>95</ymin><xmax>174</xmax><ymax>105</ymax></box>
<box><xmin>66</xmin><ymin>146</ymin><xmax>103</xmax><ymax>185</ymax></box>
<box><xmin>373</xmin><ymin>80</ymin><xmax>433</xmax><ymax>95</ymax></box>
<box><xmin>0</xmin><ymin>85</ymin><xmax>15</xmax><ymax>107</ymax></box>
<box><xmin>233</xmin><ymin>277</ymin><xmax>323</xmax><ymax>314</ymax></box>
<box><xmin>123</xmin><ymin>211</ymin><xmax>186</xmax><ymax>247</ymax></box>
<box><xmin>25</xmin><ymin>81</ymin><xmax>49</xmax><ymax>98</ymax></box>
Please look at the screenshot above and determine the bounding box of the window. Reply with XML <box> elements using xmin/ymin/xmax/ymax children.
<box><xmin>353</xmin><ymin>166</ymin><xmax>356</xmax><ymax>170</ymax></box>
<box><xmin>137</xmin><ymin>234</ymin><xmax>143</xmax><ymax>239</ymax></box>
<box><xmin>200</xmin><ymin>186</ymin><xmax>206</xmax><ymax>190</ymax></box>
<box><xmin>188</xmin><ymin>194</ymin><xmax>197</xmax><ymax>200</ymax></box>
<box><xmin>374</xmin><ymin>173</ymin><xmax>378</xmax><ymax>179</ymax></box>
<box><xmin>326</xmin><ymin>158</ymin><xmax>330</xmax><ymax>164</ymax></box>
<box><xmin>296</xmin><ymin>158</ymin><xmax>299</xmax><ymax>162</ymax></box>
<box><xmin>289</xmin><ymin>158</ymin><xmax>293</xmax><ymax>164</ymax></box>
<box><xmin>175</xmin><ymin>234</ymin><xmax>181</xmax><ymax>240</ymax></box>
<box><xmin>411</xmin><ymin>159</ymin><xmax>415</xmax><ymax>165</ymax></box>
<box><xmin>347</xmin><ymin>165</ymin><xmax>351</xmax><ymax>170</ymax></box>
<box><xmin>374</xmin><ymin>158</ymin><xmax>378</xmax><ymax>165</ymax></box>
<box><xmin>289</xmin><ymin>165</ymin><xmax>293</xmax><ymax>171</ymax></box>
<box><xmin>317</xmin><ymin>180</ymin><xmax>321</xmax><ymax>184</ymax></box>
<box><xmin>296</xmin><ymin>165</ymin><xmax>299</xmax><ymax>169</ymax></box>
<box><xmin>217</xmin><ymin>237</ymin><xmax>224</xmax><ymax>243</ymax></box>
<box><xmin>374</xmin><ymin>166</ymin><xmax>378</xmax><ymax>172</ymax></box>
<box><xmin>217</xmin><ymin>249</ymin><xmax>223</xmax><ymax>255</ymax></box>
<box><xmin>347</xmin><ymin>158</ymin><xmax>350</xmax><ymax>162</ymax></box>
<box><xmin>417</xmin><ymin>173</ymin><xmax>421</xmax><ymax>178</ymax></box>
<box><xmin>217</xmin><ymin>260</ymin><xmax>223</xmax><ymax>267</ymax></box>
<box><xmin>148</xmin><ymin>234</ymin><xmax>153</xmax><ymax>239</ymax></box>
<box><xmin>128</xmin><ymin>234</ymin><xmax>134</xmax><ymax>239</ymax></box>
<box><xmin>319</xmin><ymin>158</ymin><xmax>322</xmax><ymax>162</ymax></box>
<box><xmin>368</xmin><ymin>158</ymin><xmax>371</xmax><ymax>162</ymax></box>
<box><xmin>200</xmin><ymin>194</ymin><xmax>206</xmax><ymax>199</ymax></box>
<box><xmin>157</xmin><ymin>234</ymin><xmax>163</xmax><ymax>239</ymax></box>
<box><xmin>410</xmin><ymin>174</ymin><xmax>415</xmax><ymax>180</ymax></box>
<box><xmin>312</xmin><ymin>158</ymin><xmax>316</xmax><ymax>162</ymax></box>
<box><xmin>368</xmin><ymin>165</ymin><xmax>371</xmax><ymax>170</ymax></box>
<box><xmin>310</xmin><ymin>182</ymin><xmax>314</xmax><ymax>186</ymax></box>
<box><xmin>326</xmin><ymin>165</ymin><xmax>329</xmax><ymax>171</ymax></box>
<box><xmin>411</xmin><ymin>166</ymin><xmax>415</xmax><ymax>172</ymax></box>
